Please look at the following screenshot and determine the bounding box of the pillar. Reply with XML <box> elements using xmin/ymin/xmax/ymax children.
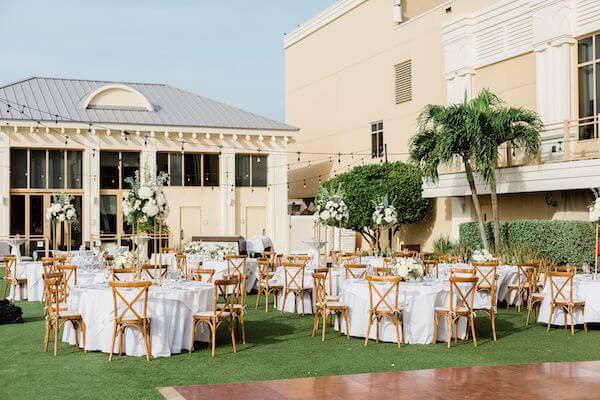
<box><xmin>0</xmin><ymin>127</ymin><xmax>9</xmax><ymax>239</ymax></box>
<box><xmin>267</xmin><ymin>152</ymin><xmax>289</xmax><ymax>253</ymax></box>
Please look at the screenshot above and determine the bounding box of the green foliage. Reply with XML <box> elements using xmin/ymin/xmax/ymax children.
<box><xmin>316</xmin><ymin>162</ymin><xmax>429</xmax><ymax>232</ymax></box>
<box><xmin>432</xmin><ymin>236</ymin><xmax>456</xmax><ymax>256</ymax></box>
<box><xmin>459</xmin><ymin>220</ymin><xmax>596</xmax><ymax>265</ymax></box>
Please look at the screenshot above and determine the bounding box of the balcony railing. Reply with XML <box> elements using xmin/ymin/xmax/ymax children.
<box><xmin>439</xmin><ymin>116</ymin><xmax>600</xmax><ymax>175</ymax></box>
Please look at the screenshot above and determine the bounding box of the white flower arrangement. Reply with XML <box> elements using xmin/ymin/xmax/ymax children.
<box><xmin>314</xmin><ymin>185</ymin><xmax>349</xmax><ymax>227</ymax></box>
<box><xmin>471</xmin><ymin>249</ymin><xmax>495</xmax><ymax>262</ymax></box>
<box><xmin>46</xmin><ymin>194</ymin><xmax>78</xmax><ymax>225</ymax></box>
<box><xmin>203</xmin><ymin>244</ymin><xmax>237</xmax><ymax>261</ymax></box>
<box><xmin>113</xmin><ymin>249</ymin><xmax>132</xmax><ymax>268</ymax></box>
<box><xmin>589</xmin><ymin>188</ymin><xmax>600</xmax><ymax>222</ymax></box>
<box><xmin>390</xmin><ymin>257</ymin><xmax>424</xmax><ymax>280</ymax></box>
<box><xmin>122</xmin><ymin>169</ymin><xmax>170</xmax><ymax>232</ymax></box>
<box><xmin>372</xmin><ymin>196</ymin><xmax>397</xmax><ymax>228</ymax></box>
<box><xmin>183</xmin><ymin>241</ymin><xmax>203</xmax><ymax>255</ymax></box>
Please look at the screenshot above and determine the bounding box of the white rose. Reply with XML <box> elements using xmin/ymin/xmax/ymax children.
<box><xmin>134</xmin><ymin>200</ymin><xmax>142</xmax><ymax>210</ymax></box>
<box><xmin>52</xmin><ymin>203</ymin><xmax>62</xmax><ymax>213</ymax></box>
<box><xmin>57</xmin><ymin>214</ymin><xmax>66</xmax><ymax>222</ymax></box>
<box><xmin>138</xmin><ymin>186</ymin><xmax>153</xmax><ymax>200</ymax></box>
<box><xmin>156</xmin><ymin>192</ymin><xmax>166</xmax><ymax>206</ymax></box>
<box><xmin>66</xmin><ymin>209</ymin><xmax>75</xmax><ymax>219</ymax></box>
<box><xmin>326</xmin><ymin>201</ymin><xmax>334</xmax><ymax>209</ymax></box>
<box><xmin>142</xmin><ymin>202</ymin><xmax>159</xmax><ymax>217</ymax></box>
<box><xmin>320</xmin><ymin>210</ymin><xmax>330</xmax><ymax>220</ymax></box>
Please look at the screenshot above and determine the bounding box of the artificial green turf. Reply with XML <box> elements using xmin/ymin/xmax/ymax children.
<box><xmin>1</xmin><ymin>287</ymin><xmax>600</xmax><ymax>400</ymax></box>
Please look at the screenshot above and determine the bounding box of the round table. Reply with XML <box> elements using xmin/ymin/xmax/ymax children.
<box><xmin>63</xmin><ymin>281</ymin><xmax>214</xmax><ymax>357</ymax></box>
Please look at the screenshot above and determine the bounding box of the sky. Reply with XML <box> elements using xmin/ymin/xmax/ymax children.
<box><xmin>0</xmin><ymin>0</ymin><xmax>336</xmax><ymax>122</ymax></box>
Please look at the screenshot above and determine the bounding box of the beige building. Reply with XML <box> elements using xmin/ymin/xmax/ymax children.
<box><xmin>0</xmin><ymin>77</ymin><xmax>296</xmax><ymax>255</ymax></box>
<box><xmin>285</xmin><ymin>0</ymin><xmax>600</xmax><ymax>250</ymax></box>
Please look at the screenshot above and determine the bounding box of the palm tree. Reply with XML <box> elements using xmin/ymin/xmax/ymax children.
<box><xmin>468</xmin><ymin>89</ymin><xmax>542</xmax><ymax>248</ymax></box>
<box><xmin>410</xmin><ymin>94</ymin><xmax>491</xmax><ymax>251</ymax></box>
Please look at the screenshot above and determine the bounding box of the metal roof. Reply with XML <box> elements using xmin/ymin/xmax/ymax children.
<box><xmin>0</xmin><ymin>76</ymin><xmax>297</xmax><ymax>132</ymax></box>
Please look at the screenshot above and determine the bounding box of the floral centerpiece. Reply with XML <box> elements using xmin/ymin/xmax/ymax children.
<box><xmin>314</xmin><ymin>185</ymin><xmax>349</xmax><ymax>227</ymax></box>
<box><xmin>390</xmin><ymin>257</ymin><xmax>424</xmax><ymax>280</ymax></box>
<box><xmin>46</xmin><ymin>194</ymin><xmax>78</xmax><ymax>225</ymax></box>
<box><xmin>372</xmin><ymin>196</ymin><xmax>397</xmax><ymax>228</ymax></box>
<box><xmin>113</xmin><ymin>249</ymin><xmax>132</xmax><ymax>268</ymax></box>
<box><xmin>471</xmin><ymin>249</ymin><xmax>494</xmax><ymax>262</ymax></box>
<box><xmin>122</xmin><ymin>169</ymin><xmax>170</xmax><ymax>233</ymax></box>
<box><xmin>203</xmin><ymin>244</ymin><xmax>237</xmax><ymax>261</ymax></box>
<box><xmin>183</xmin><ymin>241</ymin><xmax>202</xmax><ymax>255</ymax></box>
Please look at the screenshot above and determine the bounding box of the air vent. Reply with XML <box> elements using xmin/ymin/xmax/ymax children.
<box><xmin>394</xmin><ymin>60</ymin><xmax>412</xmax><ymax>104</ymax></box>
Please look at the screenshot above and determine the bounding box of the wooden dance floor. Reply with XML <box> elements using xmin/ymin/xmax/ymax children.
<box><xmin>157</xmin><ymin>360</ymin><xmax>600</xmax><ymax>399</ymax></box>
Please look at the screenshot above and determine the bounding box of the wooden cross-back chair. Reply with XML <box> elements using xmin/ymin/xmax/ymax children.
<box><xmin>190</xmin><ymin>278</ymin><xmax>239</xmax><ymax>357</ymax></box>
<box><xmin>225</xmin><ymin>255</ymin><xmax>247</xmax><ymax>278</ymax></box>
<box><xmin>43</xmin><ymin>271</ymin><xmax>86</xmax><ymax>356</ymax></box>
<box><xmin>192</xmin><ymin>268</ymin><xmax>216</xmax><ymax>283</ymax></box>
<box><xmin>553</xmin><ymin>265</ymin><xmax>578</xmax><ymax>273</ymax></box>
<box><xmin>450</xmin><ymin>267</ymin><xmax>476</xmax><ymax>278</ymax></box>
<box><xmin>546</xmin><ymin>271</ymin><xmax>587</xmax><ymax>335</ymax></box>
<box><xmin>473</xmin><ymin>262</ymin><xmax>498</xmax><ymax>341</ymax></box>
<box><xmin>311</xmin><ymin>273</ymin><xmax>349</xmax><ymax>341</ymax></box>
<box><xmin>439</xmin><ymin>255</ymin><xmax>459</xmax><ymax>264</ymax></box>
<box><xmin>255</xmin><ymin>259</ymin><xmax>282</xmax><ymax>312</ymax></box>
<box><xmin>382</xmin><ymin>257</ymin><xmax>393</xmax><ymax>268</ymax></box>
<box><xmin>103</xmin><ymin>254</ymin><xmax>115</xmax><ymax>270</ymax></box>
<box><xmin>262</xmin><ymin>251</ymin><xmax>276</xmax><ymax>264</ymax></box>
<box><xmin>108</xmin><ymin>280</ymin><xmax>152</xmax><ymax>361</ymax></box>
<box><xmin>344</xmin><ymin>263</ymin><xmax>367</xmax><ymax>279</ymax></box>
<box><xmin>287</xmin><ymin>254</ymin><xmax>310</xmax><ymax>265</ymax></box>
<box><xmin>423</xmin><ymin>259</ymin><xmax>439</xmax><ymax>279</ymax></box>
<box><xmin>329</xmin><ymin>250</ymin><xmax>341</xmax><ymax>265</ymax></box>
<box><xmin>2</xmin><ymin>255</ymin><xmax>26</xmax><ymax>302</ymax></box>
<box><xmin>281</xmin><ymin>262</ymin><xmax>313</xmax><ymax>315</ymax></box>
<box><xmin>364</xmin><ymin>276</ymin><xmax>403</xmax><ymax>348</ymax></box>
<box><xmin>217</xmin><ymin>274</ymin><xmax>248</xmax><ymax>344</ymax></box>
<box><xmin>526</xmin><ymin>266</ymin><xmax>547</xmax><ymax>325</ymax></box>
<box><xmin>392</xmin><ymin>250</ymin><xmax>416</xmax><ymax>259</ymax></box>
<box><xmin>313</xmin><ymin>267</ymin><xmax>338</xmax><ymax>301</ymax></box>
<box><xmin>340</xmin><ymin>254</ymin><xmax>361</xmax><ymax>266</ymax></box>
<box><xmin>373</xmin><ymin>267</ymin><xmax>392</xmax><ymax>277</ymax></box>
<box><xmin>111</xmin><ymin>268</ymin><xmax>135</xmax><ymax>282</ymax></box>
<box><xmin>433</xmin><ymin>275</ymin><xmax>478</xmax><ymax>348</ymax></box>
<box><xmin>58</xmin><ymin>264</ymin><xmax>78</xmax><ymax>297</ymax></box>
<box><xmin>507</xmin><ymin>263</ymin><xmax>535</xmax><ymax>311</ymax></box>
<box><xmin>141</xmin><ymin>264</ymin><xmax>169</xmax><ymax>281</ymax></box>
<box><xmin>175</xmin><ymin>253</ymin><xmax>188</xmax><ymax>280</ymax></box>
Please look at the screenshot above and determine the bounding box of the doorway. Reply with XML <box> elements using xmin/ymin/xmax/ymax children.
<box><xmin>179</xmin><ymin>206</ymin><xmax>202</xmax><ymax>248</ymax></box>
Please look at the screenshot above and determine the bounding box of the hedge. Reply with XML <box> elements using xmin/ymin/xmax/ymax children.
<box><xmin>459</xmin><ymin>220</ymin><xmax>596</xmax><ymax>265</ymax></box>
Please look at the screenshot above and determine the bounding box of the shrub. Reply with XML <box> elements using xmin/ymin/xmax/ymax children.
<box><xmin>459</xmin><ymin>220</ymin><xmax>596</xmax><ymax>265</ymax></box>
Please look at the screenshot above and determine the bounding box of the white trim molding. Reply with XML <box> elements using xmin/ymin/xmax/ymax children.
<box><xmin>423</xmin><ymin>158</ymin><xmax>600</xmax><ymax>198</ymax></box>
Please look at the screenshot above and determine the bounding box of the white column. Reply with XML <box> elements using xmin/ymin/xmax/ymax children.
<box><xmin>446</xmin><ymin>69</ymin><xmax>475</xmax><ymax>103</ymax></box>
<box><xmin>0</xmin><ymin>127</ymin><xmax>9</xmax><ymax>239</ymax></box>
<box><xmin>220</xmin><ymin>147</ymin><xmax>236</xmax><ymax>235</ymax></box>
<box><xmin>267</xmin><ymin>153</ymin><xmax>289</xmax><ymax>253</ymax></box>
<box><xmin>83</xmin><ymin>137</ymin><xmax>100</xmax><ymax>245</ymax></box>
<box><xmin>450</xmin><ymin>197</ymin><xmax>472</xmax><ymax>242</ymax></box>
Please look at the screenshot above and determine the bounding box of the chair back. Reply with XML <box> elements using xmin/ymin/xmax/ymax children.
<box><xmin>175</xmin><ymin>253</ymin><xmax>188</xmax><ymax>279</ymax></box>
<box><xmin>103</xmin><ymin>253</ymin><xmax>115</xmax><ymax>269</ymax></box>
<box><xmin>257</xmin><ymin>259</ymin><xmax>273</xmax><ymax>286</ymax></box>
<box><xmin>59</xmin><ymin>264</ymin><xmax>77</xmax><ymax>296</ymax></box>
<box><xmin>287</xmin><ymin>254</ymin><xmax>310</xmax><ymax>265</ymax></box>
<box><xmin>473</xmin><ymin>263</ymin><xmax>497</xmax><ymax>307</ymax></box>
<box><xmin>340</xmin><ymin>254</ymin><xmax>360</xmax><ymax>265</ymax></box>
<box><xmin>554</xmin><ymin>265</ymin><xmax>577</xmax><ymax>273</ymax></box>
<box><xmin>142</xmin><ymin>264</ymin><xmax>169</xmax><ymax>280</ymax></box>
<box><xmin>439</xmin><ymin>255</ymin><xmax>459</xmax><ymax>264</ymax></box>
<box><xmin>449</xmin><ymin>275</ymin><xmax>478</xmax><ymax>312</ymax></box>
<box><xmin>373</xmin><ymin>267</ymin><xmax>392</xmax><ymax>277</ymax></box>
<box><xmin>3</xmin><ymin>255</ymin><xmax>17</xmax><ymax>281</ymax></box>
<box><xmin>312</xmin><ymin>273</ymin><xmax>327</xmax><ymax>308</ymax></box>
<box><xmin>192</xmin><ymin>268</ymin><xmax>216</xmax><ymax>283</ymax></box>
<box><xmin>109</xmin><ymin>280</ymin><xmax>152</xmax><ymax>322</ymax></box>
<box><xmin>282</xmin><ymin>262</ymin><xmax>306</xmax><ymax>290</ymax></box>
<box><xmin>162</xmin><ymin>247</ymin><xmax>176</xmax><ymax>254</ymax></box>
<box><xmin>111</xmin><ymin>267</ymin><xmax>135</xmax><ymax>281</ymax></box>
<box><xmin>423</xmin><ymin>259</ymin><xmax>439</xmax><ymax>279</ymax></box>
<box><xmin>263</xmin><ymin>251</ymin><xmax>276</xmax><ymax>264</ymax></box>
<box><xmin>226</xmin><ymin>255</ymin><xmax>247</xmax><ymax>277</ymax></box>
<box><xmin>43</xmin><ymin>271</ymin><xmax>67</xmax><ymax>318</ymax></box>
<box><xmin>392</xmin><ymin>250</ymin><xmax>416</xmax><ymax>258</ymax></box>
<box><xmin>344</xmin><ymin>263</ymin><xmax>367</xmax><ymax>279</ymax></box>
<box><xmin>547</xmin><ymin>271</ymin><xmax>575</xmax><ymax>304</ymax></box>
<box><xmin>366</xmin><ymin>275</ymin><xmax>401</xmax><ymax>314</ymax></box>
<box><xmin>213</xmin><ymin>278</ymin><xmax>240</xmax><ymax>317</ymax></box>
<box><xmin>515</xmin><ymin>263</ymin><xmax>536</xmax><ymax>286</ymax></box>
<box><xmin>450</xmin><ymin>267</ymin><xmax>476</xmax><ymax>279</ymax></box>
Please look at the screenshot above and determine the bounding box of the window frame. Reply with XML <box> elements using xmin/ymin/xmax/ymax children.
<box><xmin>577</xmin><ymin>32</ymin><xmax>600</xmax><ymax>140</ymax></box>
<box><xmin>99</xmin><ymin>150</ymin><xmax>140</xmax><ymax>190</ymax></box>
<box><xmin>156</xmin><ymin>151</ymin><xmax>220</xmax><ymax>187</ymax></box>
<box><xmin>235</xmin><ymin>154</ymin><xmax>268</xmax><ymax>188</ymax></box>
<box><xmin>9</xmin><ymin>148</ymin><xmax>84</xmax><ymax>191</ymax></box>
<box><xmin>371</xmin><ymin>121</ymin><xmax>384</xmax><ymax>158</ymax></box>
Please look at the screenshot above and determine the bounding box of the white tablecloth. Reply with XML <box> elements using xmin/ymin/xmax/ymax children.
<box><xmin>438</xmin><ymin>263</ymin><xmax>518</xmax><ymax>304</ymax></box>
<box><xmin>274</xmin><ymin>266</ymin><xmax>343</xmax><ymax>314</ymax></box>
<box><xmin>537</xmin><ymin>275</ymin><xmax>600</xmax><ymax>326</ymax></box>
<box><xmin>337</xmin><ymin>279</ymin><xmax>468</xmax><ymax>344</ymax></box>
<box><xmin>9</xmin><ymin>262</ymin><xmax>104</xmax><ymax>302</ymax></box>
<box><xmin>63</xmin><ymin>281</ymin><xmax>214</xmax><ymax>357</ymax></box>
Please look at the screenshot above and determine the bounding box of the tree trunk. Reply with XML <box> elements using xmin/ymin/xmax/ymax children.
<box><xmin>463</xmin><ymin>157</ymin><xmax>490</xmax><ymax>251</ymax></box>
<box><xmin>490</xmin><ymin>181</ymin><xmax>500</xmax><ymax>250</ymax></box>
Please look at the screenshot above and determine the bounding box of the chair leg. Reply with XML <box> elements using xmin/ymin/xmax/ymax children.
<box><xmin>53</xmin><ymin>322</ymin><xmax>59</xmax><ymax>356</ymax></box>
<box><xmin>210</xmin><ymin>323</ymin><xmax>217</xmax><ymax>358</ymax></box>
<box><xmin>82</xmin><ymin>321</ymin><xmax>87</xmax><ymax>352</ymax></box>
<box><xmin>109</xmin><ymin>323</ymin><xmax>118</xmax><ymax>361</ymax></box>
<box><xmin>547</xmin><ymin>305</ymin><xmax>554</xmax><ymax>332</ymax></box>
<box><xmin>265</xmin><ymin>290</ymin><xmax>270</xmax><ymax>312</ymax></box>
<box><xmin>321</xmin><ymin>312</ymin><xmax>327</xmax><ymax>342</ymax></box>
<box><xmin>255</xmin><ymin>289</ymin><xmax>261</xmax><ymax>310</ymax></box>
<box><xmin>375</xmin><ymin>317</ymin><xmax>380</xmax><ymax>344</ymax></box>
<box><xmin>43</xmin><ymin>320</ymin><xmax>51</xmax><ymax>352</ymax></box>
<box><xmin>229</xmin><ymin>318</ymin><xmax>237</xmax><ymax>354</ymax></box>
<box><xmin>394</xmin><ymin>314</ymin><xmax>401</xmax><ymax>349</ymax></box>
<box><xmin>570</xmin><ymin>307</ymin><xmax>575</xmax><ymax>336</ymax></box>
<box><xmin>240</xmin><ymin>312</ymin><xmax>246</xmax><ymax>345</ymax></box>
<box><xmin>73</xmin><ymin>321</ymin><xmax>80</xmax><ymax>349</ymax></box>
<box><xmin>364</xmin><ymin>315</ymin><xmax>373</xmax><ymax>347</ymax></box>
<box><xmin>446</xmin><ymin>316</ymin><xmax>452</xmax><ymax>349</ymax></box>
<box><xmin>281</xmin><ymin>291</ymin><xmax>288</xmax><ymax>315</ymax></box>
<box><xmin>432</xmin><ymin>313</ymin><xmax>439</xmax><ymax>344</ymax></box>
<box><xmin>470</xmin><ymin>314</ymin><xmax>477</xmax><ymax>347</ymax></box>
<box><xmin>311</xmin><ymin>310</ymin><xmax>319</xmax><ymax>337</ymax></box>
<box><xmin>189</xmin><ymin>320</ymin><xmax>197</xmax><ymax>353</ymax></box>
<box><xmin>526</xmin><ymin>301</ymin><xmax>532</xmax><ymax>326</ymax></box>
<box><xmin>144</xmin><ymin>324</ymin><xmax>151</xmax><ymax>361</ymax></box>
<box><xmin>490</xmin><ymin>309</ymin><xmax>497</xmax><ymax>341</ymax></box>
<box><xmin>344</xmin><ymin>311</ymin><xmax>350</xmax><ymax>339</ymax></box>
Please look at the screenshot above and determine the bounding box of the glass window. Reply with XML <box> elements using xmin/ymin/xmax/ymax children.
<box><xmin>30</xmin><ymin>150</ymin><xmax>46</xmax><ymax>189</ymax></box>
<box><xmin>48</xmin><ymin>150</ymin><xmax>65</xmax><ymax>189</ymax></box>
<box><xmin>29</xmin><ymin>195</ymin><xmax>44</xmax><ymax>236</ymax></box>
<box><xmin>121</xmin><ymin>152</ymin><xmax>139</xmax><ymax>188</ymax></box>
<box><xmin>203</xmin><ymin>153</ymin><xmax>219</xmax><ymax>186</ymax></box>
<box><xmin>100</xmin><ymin>152</ymin><xmax>119</xmax><ymax>189</ymax></box>
<box><xmin>579</xmin><ymin>65</ymin><xmax>594</xmax><ymax>119</ymax></box>
<box><xmin>157</xmin><ymin>152</ymin><xmax>168</xmax><ymax>181</ymax></box>
<box><xmin>235</xmin><ymin>155</ymin><xmax>251</xmax><ymax>186</ymax></box>
<box><xmin>371</xmin><ymin>122</ymin><xmax>384</xmax><ymax>158</ymax></box>
<box><xmin>10</xmin><ymin>149</ymin><xmax>27</xmax><ymax>188</ymax></box>
<box><xmin>184</xmin><ymin>153</ymin><xmax>202</xmax><ymax>186</ymax></box>
<box><xmin>70</xmin><ymin>196</ymin><xmax>83</xmax><ymax>249</ymax></box>
<box><xmin>67</xmin><ymin>151</ymin><xmax>82</xmax><ymax>189</ymax></box>
<box><xmin>252</xmin><ymin>155</ymin><xmax>267</xmax><ymax>187</ymax></box>
<box><xmin>578</xmin><ymin>36</ymin><xmax>593</xmax><ymax>63</ymax></box>
<box><xmin>9</xmin><ymin>195</ymin><xmax>25</xmax><ymax>235</ymax></box>
<box><xmin>99</xmin><ymin>195</ymin><xmax>117</xmax><ymax>235</ymax></box>
<box><xmin>170</xmin><ymin>153</ymin><xmax>182</xmax><ymax>186</ymax></box>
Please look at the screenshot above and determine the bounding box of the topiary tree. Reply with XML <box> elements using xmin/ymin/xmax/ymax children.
<box><xmin>316</xmin><ymin>162</ymin><xmax>429</xmax><ymax>251</ymax></box>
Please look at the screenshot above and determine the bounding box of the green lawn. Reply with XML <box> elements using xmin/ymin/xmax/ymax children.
<box><xmin>1</xmin><ymin>287</ymin><xmax>600</xmax><ymax>399</ymax></box>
